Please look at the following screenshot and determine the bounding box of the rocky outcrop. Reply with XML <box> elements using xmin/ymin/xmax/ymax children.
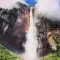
<box><xmin>36</xmin><ymin>15</ymin><xmax>60</xmax><ymax>57</ymax></box>
<box><xmin>36</xmin><ymin>16</ymin><xmax>51</xmax><ymax>57</ymax></box>
<box><xmin>0</xmin><ymin>2</ymin><xmax>30</xmax><ymax>54</ymax></box>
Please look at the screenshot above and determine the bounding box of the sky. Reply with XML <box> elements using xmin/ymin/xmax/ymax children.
<box><xmin>0</xmin><ymin>0</ymin><xmax>60</xmax><ymax>20</ymax></box>
<box><xmin>25</xmin><ymin>0</ymin><xmax>37</xmax><ymax>6</ymax></box>
<box><xmin>35</xmin><ymin>0</ymin><xmax>60</xmax><ymax>20</ymax></box>
<box><xmin>0</xmin><ymin>0</ymin><xmax>60</xmax><ymax>8</ymax></box>
<box><xmin>0</xmin><ymin>0</ymin><xmax>37</xmax><ymax>8</ymax></box>
<box><xmin>0</xmin><ymin>0</ymin><xmax>24</xmax><ymax>8</ymax></box>
<box><xmin>0</xmin><ymin>0</ymin><xmax>16</xmax><ymax>8</ymax></box>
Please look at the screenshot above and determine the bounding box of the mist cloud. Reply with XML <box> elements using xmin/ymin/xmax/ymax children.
<box><xmin>0</xmin><ymin>0</ymin><xmax>25</xmax><ymax>9</ymax></box>
<box><xmin>35</xmin><ymin>0</ymin><xmax>60</xmax><ymax>20</ymax></box>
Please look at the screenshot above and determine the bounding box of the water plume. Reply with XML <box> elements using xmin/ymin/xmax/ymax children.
<box><xmin>24</xmin><ymin>7</ymin><xmax>38</xmax><ymax>60</ymax></box>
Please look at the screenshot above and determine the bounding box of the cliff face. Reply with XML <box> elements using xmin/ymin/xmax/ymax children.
<box><xmin>35</xmin><ymin>16</ymin><xmax>51</xmax><ymax>57</ymax></box>
<box><xmin>35</xmin><ymin>15</ymin><xmax>60</xmax><ymax>57</ymax></box>
<box><xmin>0</xmin><ymin>2</ymin><xmax>30</xmax><ymax>53</ymax></box>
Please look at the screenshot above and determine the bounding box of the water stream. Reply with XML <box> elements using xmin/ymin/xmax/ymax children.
<box><xmin>24</xmin><ymin>7</ymin><xmax>38</xmax><ymax>60</ymax></box>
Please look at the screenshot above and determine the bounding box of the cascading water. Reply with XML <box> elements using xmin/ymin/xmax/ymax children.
<box><xmin>24</xmin><ymin>7</ymin><xmax>38</xmax><ymax>60</ymax></box>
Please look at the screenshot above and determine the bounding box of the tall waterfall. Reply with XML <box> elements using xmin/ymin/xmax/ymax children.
<box><xmin>24</xmin><ymin>7</ymin><xmax>38</xmax><ymax>60</ymax></box>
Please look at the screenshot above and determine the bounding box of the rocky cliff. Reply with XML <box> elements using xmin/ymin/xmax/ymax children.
<box><xmin>0</xmin><ymin>2</ymin><xmax>30</xmax><ymax>54</ymax></box>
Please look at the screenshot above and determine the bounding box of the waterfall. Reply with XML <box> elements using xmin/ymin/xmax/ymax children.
<box><xmin>24</xmin><ymin>7</ymin><xmax>38</xmax><ymax>60</ymax></box>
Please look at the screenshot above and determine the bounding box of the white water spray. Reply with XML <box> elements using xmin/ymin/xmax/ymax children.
<box><xmin>24</xmin><ymin>7</ymin><xmax>38</xmax><ymax>60</ymax></box>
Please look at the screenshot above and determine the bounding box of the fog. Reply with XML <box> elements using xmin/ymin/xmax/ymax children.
<box><xmin>35</xmin><ymin>0</ymin><xmax>60</xmax><ymax>20</ymax></box>
<box><xmin>0</xmin><ymin>0</ymin><xmax>25</xmax><ymax>9</ymax></box>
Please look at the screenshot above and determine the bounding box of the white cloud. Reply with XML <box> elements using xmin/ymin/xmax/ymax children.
<box><xmin>0</xmin><ymin>0</ymin><xmax>24</xmax><ymax>9</ymax></box>
<box><xmin>35</xmin><ymin>0</ymin><xmax>60</xmax><ymax>20</ymax></box>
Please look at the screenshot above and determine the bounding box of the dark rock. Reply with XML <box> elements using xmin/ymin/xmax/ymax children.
<box><xmin>0</xmin><ymin>2</ymin><xmax>30</xmax><ymax>54</ymax></box>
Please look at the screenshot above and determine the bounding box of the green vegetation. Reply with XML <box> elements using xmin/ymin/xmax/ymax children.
<box><xmin>0</xmin><ymin>33</ymin><xmax>60</xmax><ymax>60</ymax></box>
<box><xmin>40</xmin><ymin>50</ymin><xmax>60</xmax><ymax>60</ymax></box>
<box><xmin>0</xmin><ymin>44</ymin><xmax>23</xmax><ymax>60</ymax></box>
<box><xmin>40</xmin><ymin>33</ymin><xmax>60</xmax><ymax>60</ymax></box>
<box><xmin>39</xmin><ymin>46</ymin><xmax>60</xmax><ymax>60</ymax></box>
